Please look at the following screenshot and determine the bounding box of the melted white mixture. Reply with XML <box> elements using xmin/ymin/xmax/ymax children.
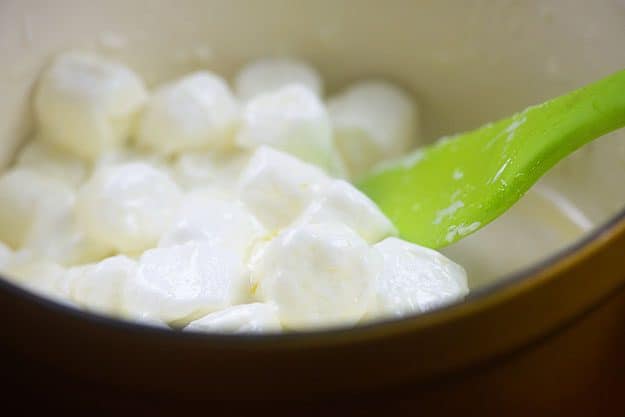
<box><xmin>0</xmin><ymin>52</ymin><xmax>468</xmax><ymax>332</ymax></box>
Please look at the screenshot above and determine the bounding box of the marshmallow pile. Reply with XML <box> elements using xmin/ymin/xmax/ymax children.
<box><xmin>0</xmin><ymin>52</ymin><xmax>468</xmax><ymax>332</ymax></box>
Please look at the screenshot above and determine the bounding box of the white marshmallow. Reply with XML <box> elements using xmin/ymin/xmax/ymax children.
<box><xmin>236</xmin><ymin>85</ymin><xmax>342</xmax><ymax>174</ymax></box>
<box><xmin>235</xmin><ymin>57</ymin><xmax>322</xmax><ymax>101</ymax></box>
<box><xmin>238</xmin><ymin>146</ymin><xmax>331</xmax><ymax>230</ymax></box>
<box><xmin>68</xmin><ymin>255</ymin><xmax>137</xmax><ymax>315</ymax></box>
<box><xmin>327</xmin><ymin>80</ymin><xmax>419</xmax><ymax>177</ymax></box>
<box><xmin>0</xmin><ymin>169</ymin><xmax>107</xmax><ymax>266</ymax></box>
<box><xmin>125</xmin><ymin>241</ymin><xmax>250</xmax><ymax>323</ymax></box>
<box><xmin>6</xmin><ymin>51</ymin><xmax>469</xmax><ymax>331</ymax></box>
<box><xmin>185</xmin><ymin>303</ymin><xmax>281</xmax><ymax>333</ymax></box>
<box><xmin>0</xmin><ymin>170</ymin><xmax>111</xmax><ymax>266</ymax></box>
<box><xmin>0</xmin><ymin>169</ymin><xmax>71</xmax><ymax>249</ymax></box>
<box><xmin>0</xmin><ymin>242</ymin><xmax>12</xmax><ymax>268</ymax></box>
<box><xmin>95</xmin><ymin>147</ymin><xmax>170</xmax><ymax>170</ymax></box>
<box><xmin>173</xmin><ymin>150</ymin><xmax>250</xmax><ymax>191</ymax></box>
<box><xmin>5</xmin><ymin>259</ymin><xmax>73</xmax><ymax>304</ymax></box>
<box><xmin>34</xmin><ymin>51</ymin><xmax>147</xmax><ymax>160</ymax></box>
<box><xmin>295</xmin><ymin>179</ymin><xmax>397</xmax><ymax>243</ymax></box>
<box><xmin>76</xmin><ymin>162</ymin><xmax>182</xmax><ymax>253</ymax></box>
<box><xmin>372</xmin><ymin>237</ymin><xmax>468</xmax><ymax>318</ymax></box>
<box><xmin>159</xmin><ymin>191</ymin><xmax>265</xmax><ymax>255</ymax></box>
<box><xmin>15</xmin><ymin>140</ymin><xmax>87</xmax><ymax>187</ymax></box>
<box><xmin>251</xmin><ymin>223</ymin><xmax>379</xmax><ymax>329</ymax></box>
<box><xmin>25</xmin><ymin>200</ymin><xmax>113</xmax><ymax>267</ymax></box>
<box><xmin>136</xmin><ymin>72</ymin><xmax>239</xmax><ymax>155</ymax></box>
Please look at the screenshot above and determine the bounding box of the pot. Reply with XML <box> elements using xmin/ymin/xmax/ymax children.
<box><xmin>2</xmin><ymin>1</ymin><xmax>625</xmax><ymax>415</ymax></box>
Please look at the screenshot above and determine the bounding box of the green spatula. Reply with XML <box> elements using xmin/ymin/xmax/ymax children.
<box><xmin>358</xmin><ymin>69</ymin><xmax>625</xmax><ymax>249</ymax></box>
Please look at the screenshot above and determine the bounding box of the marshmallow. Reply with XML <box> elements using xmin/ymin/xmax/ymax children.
<box><xmin>0</xmin><ymin>169</ymin><xmax>73</xmax><ymax>249</ymax></box>
<box><xmin>25</xmin><ymin>202</ymin><xmax>113</xmax><ymax>267</ymax></box>
<box><xmin>0</xmin><ymin>168</ymin><xmax>105</xmax><ymax>266</ymax></box>
<box><xmin>34</xmin><ymin>51</ymin><xmax>147</xmax><ymax>160</ymax></box>
<box><xmin>15</xmin><ymin>139</ymin><xmax>87</xmax><ymax>187</ymax></box>
<box><xmin>76</xmin><ymin>162</ymin><xmax>182</xmax><ymax>253</ymax></box>
<box><xmin>125</xmin><ymin>241</ymin><xmax>250</xmax><ymax>323</ymax></box>
<box><xmin>251</xmin><ymin>223</ymin><xmax>379</xmax><ymax>329</ymax></box>
<box><xmin>0</xmin><ymin>242</ymin><xmax>12</xmax><ymax>268</ymax></box>
<box><xmin>185</xmin><ymin>303</ymin><xmax>281</xmax><ymax>333</ymax></box>
<box><xmin>327</xmin><ymin>80</ymin><xmax>419</xmax><ymax>177</ymax></box>
<box><xmin>295</xmin><ymin>179</ymin><xmax>397</xmax><ymax>243</ymax></box>
<box><xmin>95</xmin><ymin>147</ymin><xmax>170</xmax><ymax>170</ymax></box>
<box><xmin>68</xmin><ymin>255</ymin><xmax>137</xmax><ymax>315</ymax></box>
<box><xmin>372</xmin><ymin>237</ymin><xmax>468</xmax><ymax>318</ymax></box>
<box><xmin>238</xmin><ymin>146</ymin><xmax>330</xmax><ymax>230</ymax></box>
<box><xmin>172</xmin><ymin>150</ymin><xmax>250</xmax><ymax>191</ymax></box>
<box><xmin>4</xmin><ymin>51</ymin><xmax>470</xmax><ymax>332</ymax></box>
<box><xmin>235</xmin><ymin>57</ymin><xmax>322</xmax><ymax>101</ymax></box>
<box><xmin>136</xmin><ymin>72</ymin><xmax>239</xmax><ymax>154</ymax></box>
<box><xmin>236</xmin><ymin>85</ymin><xmax>342</xmax><ymax>174</ymax></box>
<box><xmin>5</xmin><ymin>259</ymin><xmax>72</xmax><ymax>304</ymax></box>
<box><xmin>159</xmin><ymin>191</ymin><xmax>265</xmax><ymax>255</ymax></box>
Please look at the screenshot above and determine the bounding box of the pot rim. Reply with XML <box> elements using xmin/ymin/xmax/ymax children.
<box><xmin>3</xmin><ymin>200</ymin><xmax>625</xmax><ymax>348</ymax></box>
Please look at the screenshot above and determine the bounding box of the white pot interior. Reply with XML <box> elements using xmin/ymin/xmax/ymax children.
<box><xmin>2</xmin><ymin>0</ymin><xmax>625</xmax><ymax>289</ymax></box>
